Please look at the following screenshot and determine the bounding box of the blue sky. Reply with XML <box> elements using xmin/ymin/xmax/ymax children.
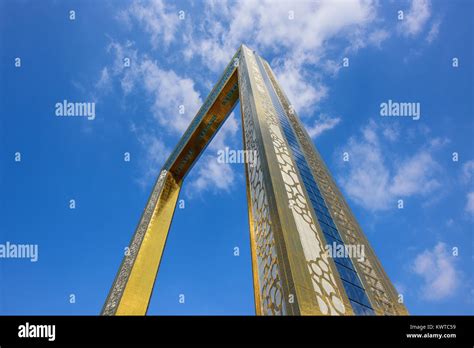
<box><xmin>0</xmin><ymin>0</ymin><xmax>473</xmax><ymax>315</ymax></box>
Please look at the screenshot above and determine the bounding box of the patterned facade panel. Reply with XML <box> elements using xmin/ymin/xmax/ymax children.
<box><xmin>103</xmin><ymin>44</ymin><xmax>406</xmax><ymax>316</ymax></box>
<box><xmin>238</xmin><ymin>51</ymin><xmax>286</xmax><ymax>315</ymax></box>
<box><xmin>244</xmin><ymin>47</ymin><xmax>346</xmax><ymax>315</ymax></box>
<box><xmin>262</xmin><ymin>61</ymin><xmax>406</xmax><ymax>315</ymax></box>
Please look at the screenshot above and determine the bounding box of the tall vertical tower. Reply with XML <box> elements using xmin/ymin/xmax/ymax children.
<box><xmin>102</xmin><ymin>45</ymin><xmax>408</xmax><ymax>316</ymax></box>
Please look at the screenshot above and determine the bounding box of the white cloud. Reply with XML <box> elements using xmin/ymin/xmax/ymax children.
<box><xmin>462</xmin><ymin>160</ymin><xmax>474</xmax><ymax>183</ymax></box>
<box><xmin>394</xmin><ymin>282</ymin><xmax>406</xmax><ymax>296</ymax></box>
<box><xmin>108</xmin><ymin>0</ymin><xmax>440</xmax><ymax>197</ymax></box>
<box><xmin>106</xmin><ymin>41</ymin><xmax>202</xmax><ymax>135</ymax></box>
<box><xmin>275</xmin><ymin>67</ymin><xmax>328</xmax><ymax>116</ymax></box>
<box><xmin>274</xmin><ymin>61</ymin><xmax>328</xmax><ymax>116</ymax></box>
<box><xmin>182</xmin><ymin>0</ymin><xmax>382</xmax><ymax>115</ymax></box>
<box><xmin>399</xmin><ymin>0</ymin><xmax>431</xmax><ymax>37</ymax></box>
<box><xmin>412</xmin><ymin>242</ymin><xmax>460</xmax><ymax>300</ymax></box>
<box><xmin>339</xmin><ymin>124</ymin><xmax>392</xmax><ymax>210</ymax></box>
<box><xmin>128</xmin><ymin>63</ymin><xmax>239</xmax><ymax>195</ymax></box>
<box><xmin>306</xmin><ymin>114</ymin><xmax>341</xmax><ymax>138</ymax></box>
<box><xmin>185</xmin><ymin>113</ymin><xmax>240</xmax><ymax>195</ymax></box>
<box><xmin>382</xmin><ymin>124</ymin><xmax>400</xmax><ymax>142</ymax></box>
<box><xmin>130</xmin><ymin>122</ymin><xmax>170</xmax><ymax>187</ymax></box>
<box><xmin>207</xmin><ymin>112</ymin><xmax>239</xmax><ymax>152</ymax></box>
<box><xmin>95</xmin><ymin>67</ymin><xmax>112</xmax><ymax>92</ymax></box>
<box><xmin>186</xmin><ymin>155</ymin><xmax>236</xmax><ymax>196</ymax></box>
<box><xmin>390</xmin><ymin>151</ymin><xmax>441</xmax><ymax>196</ymax></box>
<box><xmin>252</xmin><ymin>0</ymin><xmax>375</xmax><ymax>54</ymax></box>
<box><xmin>339</xmin><ymin>121</ymin><xmax>442</xmax><ymax>211</ymax></box>
<box><xmin>140</xmin><ymin>59</ymin><xmax>202</xmax><ymax>134</ymax></box>
<box><xmin>106</xmin><ymin>40</ymin><xmax>139</xmax><ymax>94</ymax></box>
<box><xmin>461</xmin><ymin>161</ymin><xmax>474</xmax><ymax>216</ymax></box>
<box><xmin>368</xmin><ymin>29</ymin><xmax>390</xmax><ymax>48</ymax></box>
<box><xmin>101</xmin><ymin>40</ymin><xmax>243</xmax><ymax>194</ymax></box>
<box><xmin>110</xmin><ymin>0</ymin><xmax>396</xmax><ymax>192</ymax></box>
<box><xmin>120</xmin><ymin>0</ymin><xmax>179</xmax><ymax>48</ymax></box>
<box><xmin>322</xmin><ymin>59</ymin><xmax>342</xmax><ymax>76</ymax></box>
<box><xmin>115</xmin><ymin>0</ymin><xmax>384</xmax><ymax>192</ymax></box>
<box><xmin>100</xmin><ymin>41</ymin><xmax>208</xmax><ymax>189</ymax></box>
<box><xmin>426</xmin><ymin>18</ymin><xmax>441</xmax><ymax>43</ymax></box>
<box><xmin>466</xmin><ymin>192</ymin><xmax>474</xmax><ymax>216</ymax></box>
<box><xmin>428</xmin><ymin>136</ymin><xmax>450</xmax><ymax>149</ymax></box>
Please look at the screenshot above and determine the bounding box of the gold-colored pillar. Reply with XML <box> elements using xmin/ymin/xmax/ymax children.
<box><xmin>103</xmin><ymin>44</ymin><xmax>407</xmax><ymax>316</ymax></box>
<box><xmin>261</xmin><ymin>59</ymin><xmax>408</xmax><ymax>315</ymax></box>
<box><xmin>102</xmin><ymin>170</ymin><xmax>181</xmax><ymax>315</ymax></box>
<box><xmin>239</xmin><ymin>45</ymin><xmax>353</xmax><ymax>315</ymax></box>
<box><xmin>102</xmin><ymin>48</ymin><xmax>241</xmax><ymax>316</ymax></box>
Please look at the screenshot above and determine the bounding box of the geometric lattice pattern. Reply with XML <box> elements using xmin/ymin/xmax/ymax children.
<box><xmin>102</xmin><ymin>45</ymin><xmax>408</xmax><ymax>316</ymax></box>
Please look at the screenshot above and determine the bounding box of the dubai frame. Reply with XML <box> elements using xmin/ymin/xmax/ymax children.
<box><xmin>102</xmin><ymin>45</ymin><xmax>408</xmax><ymax>316</ymax></box>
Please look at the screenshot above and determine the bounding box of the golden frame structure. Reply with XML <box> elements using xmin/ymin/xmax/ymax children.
<box><xmin>102</xmin><ymin>45</ymin><xmax>408</xmax><ymax>316</ymax></box>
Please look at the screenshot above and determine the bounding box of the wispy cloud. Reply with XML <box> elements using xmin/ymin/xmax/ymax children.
<box><xmin>368</xmin><ymin>29</ymin><xmax>390</xmax><ymax>48</ymax></box>
<box><xmin>97</xmin><ymin>0</ymin><xmax>446</xmax><ymax>199</ymax></box>
<box><xmin>398</xmin><ymin>0</ymin><xmax>432</xmax><ymax>37</ymax></box>
<box><xmin>338</xmin><ymin>121</ymin><xmax>443</xmax><ymax>211</ymax></box>
<box><xmin>412</xmin><ymin>242</ymin><xmax>460</xmax><ymax>301</ymax></box>
<box><xmin>382</xmin><ymin>123</ymin><xmax>400</xmax><ymax>142</ymax></box>
<box><xmin>185</xmin><ymin>112</ymin><xmax>240</xmax><ymax>196</ymax></box>
<box><xmin>186</xmin><ymin>156</ymin><xmax>236</xmax><ymax>196</ymax></box>
<box><xmin>274</xmin><ymin>61</ymin><xmax>329</xmax><ymax>116</ymax></box>
<box><xmin>426</xmin><ymin>17</ymin><xmax>441</xmax><ymax>43</ymax></box>
<box><xmin>95</xmin><ymin>67</ymin><xmax>112</xmax><ymax>93</ymax></box>
<box><xmin>107</xmin><ymin>40</ymin><xmax>203</xmax><ymax>133</ymax></box>
<box><xmin>462</xmin><ymin>160</ymin><xmax>474</xmax><ymax>183</ymax></box>
<box><xmin>119</xmin><ymin>0</ymin><xmax>179</xmax><ymax>48</ymax></box>
<box><xmin>106</xmin><ymin>0</ymin><xmax>389</xmax><ymax>195</ymax></box>
<box><xmin>130</xmin><ymin>122</ymin><xmax>170</xmax><ymax>187</ymax></box>
<box><xmin>461</xmin><ymin>160</ymin><xmax>474</xmax><ymax>216</ymax></box>
<box><xmin>391</xmin><ymin>151</ymin><xmax>441</xmax><ymax>197</ymax></box>
<box><xmin>182</xmin><ymin>0</ymin><xmax>384</xmax><ymax>116</ymax></box>
<box><xmin>466</xmin><ymin>192</ymin><xmax>474</xmax><ymax>216</ymax></box>
<box><xmin>306</xmin><ymin>114</ymin><xmax>341</xmax><ymax>139</ymax></box>
<box><xmin>98</xmin><ymin>37</ymin><xmax>243</xmax><ymax>194</ymax></box>
<box><xmin>98</xmin><ymin>40</ymin><xmax>204</xmax><ymax>186</ymax></box>
<box><xmin>140</xmin><ymin>59</ymin><xmax>202</xmax><ymax>134</ymax></box>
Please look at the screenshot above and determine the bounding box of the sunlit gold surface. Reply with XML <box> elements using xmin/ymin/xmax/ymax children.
<box><xmin>115</xmin><ymin>173</ymin><xmax>181</xmax><ymax>315</ymax></box>
<box><xmin>103</xmin><ymin>49</ymin><xmax>241</xmax><ymax>316</ymax></box>
<box><xmin>169</xmin><ymin>70</ymin><xmax>239</xmax><ymax>180</ymax></box>
<box><xmin>262</xmin><ymin>59</ymin><xmax>408</xmax><ymax>315</ymax></box>
<box><xmin>240</xmin><ymin>93</ymin><xmax>263</xmax><ymax>316</ymax></box>
<box><xmin>103</xmin><ymin>44</ymin><xmax>407</xmax><ymax>316</ymax></box>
